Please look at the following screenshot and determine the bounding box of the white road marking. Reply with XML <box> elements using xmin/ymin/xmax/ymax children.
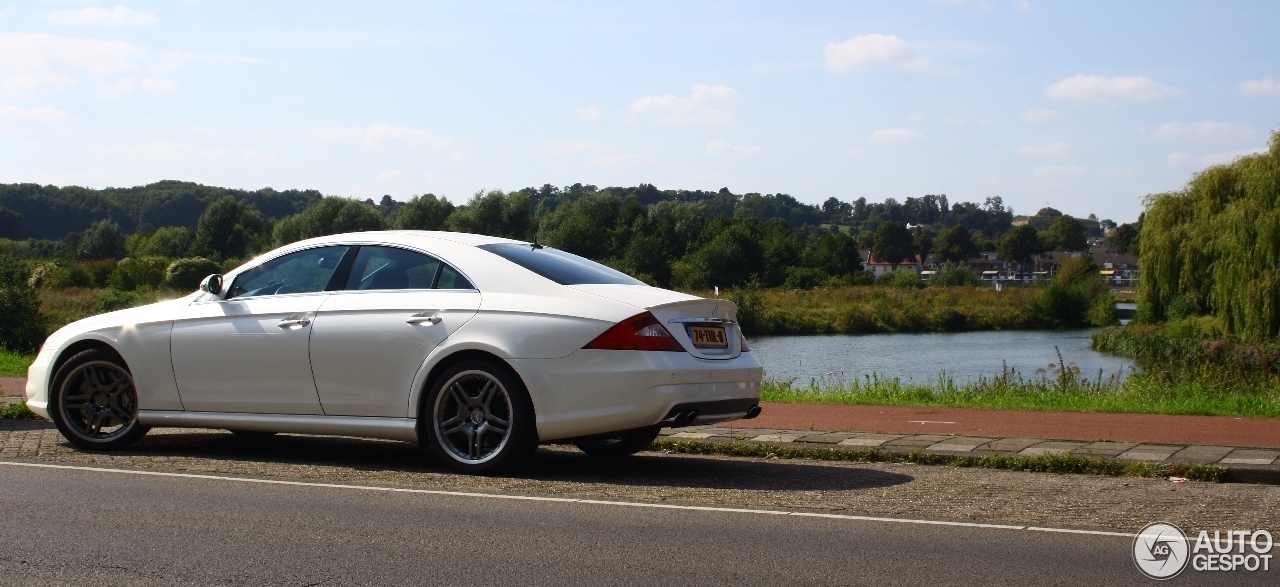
<box><xmin>908</xmin><ymin>420</ymin><xmax>955</xmax><ymax>424</ymax></box>
<box><xmin>0</xmin><ymin>460</ymin><xmax>1132</xmax><ymax>538</ymax></box>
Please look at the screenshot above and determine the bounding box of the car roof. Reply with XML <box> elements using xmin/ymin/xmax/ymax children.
<box><xmin>333</xmin><ymin>230</ymin><xmax>525</xmax><ymax>247</ymax></box>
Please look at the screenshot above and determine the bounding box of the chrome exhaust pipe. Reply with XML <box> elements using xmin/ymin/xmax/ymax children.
<box><xmin>674</xmin><ymin>410</ymin><xmax>698</xmax><ymax>427</ymax></box>
<box><xmin>743</xmin><ymin>405</ymin><xmax>762</xmax><ymax>420</ymax></box>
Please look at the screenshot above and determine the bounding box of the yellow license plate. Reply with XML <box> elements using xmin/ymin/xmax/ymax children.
<box><xmin>689</xmin><ymin>325</ymin><xmax>728</xmax><ymax>348</ymax></box>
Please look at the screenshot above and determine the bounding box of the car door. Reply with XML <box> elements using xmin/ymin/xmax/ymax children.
<box><xmin>170</xmin><ymin>246</ymin><xmax>352</xmax><ymax>415</ymax></box>
<box><xmin>309</xmin><ymin>245</ymin><xmax>480</xmax><ymax>417</ymax></box>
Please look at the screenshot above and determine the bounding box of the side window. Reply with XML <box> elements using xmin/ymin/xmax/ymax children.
<box><xmin>435</xmin><ymin>264</ymin><xmax>474</xmax><ymax>290</ymax></box>
<box><xmin>227</xmin><ymin>246</ymin><xmax>350</xmax><ymax>299</ymax></box>
<box><xmin>345</xmin><ymin>246</ymin><xmax>441</xmax><ymax>291</ymax></box>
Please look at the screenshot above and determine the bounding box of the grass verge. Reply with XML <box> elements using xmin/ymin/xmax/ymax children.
<box><xmin>0</xmin><ymin>348</ymin><xmax>34</xmax><ymax>378</ymax></box>
<box><xmin>760</xmin><ymin>373</ymin><xmax>1280</xmax><ymax>419</ymax></box>
<box><xmin>652</xmin><ymin>439</ymin><xmax>1227</xmax><ymax>482</ymax></box>
<box><xmin>0</xmin><ymin>401</ymin><xmax>39</xmax><ymax>420</ymax></box>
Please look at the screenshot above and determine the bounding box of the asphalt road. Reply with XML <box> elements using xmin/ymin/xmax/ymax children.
<box><xmin>0</xmin><ymin>464</ymin><xmax>1267</xmax><ymax>586</ymax></box>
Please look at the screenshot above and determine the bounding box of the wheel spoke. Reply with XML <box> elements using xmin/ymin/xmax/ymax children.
<box><xmin>449</xmin><ymin>382</ymin><xmax>476</xmax><ymax>409</ymax></box>
<box><xmin>469</xmin><ymin>425</ymin><xmax>485</xmax><ymax>459</ymax></box>
<box><xmin>109</xmin><ymin>405</ymin><xmax>132</xmax><ymax>426</ymax></box>
<box><xmin>478</xmin><ymin>380</ymin><xmax>497</xmax><ymax>408</ymax></box>
<box><xmin>441</xmin><ymin>420</ymin><xmax>469</xmax><ymax>436</ymax></box>
<box><xmin>485</xmin><ymin>413</ymin><xmax>509</xmax><ymax>429</ymax></box>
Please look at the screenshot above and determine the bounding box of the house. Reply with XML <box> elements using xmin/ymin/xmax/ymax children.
<box><xmin>859</xmin><ymin>250</ymin><xmax>923</xmax><ymax>280</ymax></box>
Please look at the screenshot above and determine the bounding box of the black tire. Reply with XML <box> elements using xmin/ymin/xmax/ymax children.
<box><xmin>49</xmin><ymin>349</ymin><xmax>149</xmax><ymax>451</ymax></box>
<box><xmin>423</xmin><ymin>359</ymin><xmax>537</xmax><ymax>474</ymax></box>
<box><xmin>575</xmin><ymin>426</ymin><xmax>661</xmax><ymax>458</ymax></box>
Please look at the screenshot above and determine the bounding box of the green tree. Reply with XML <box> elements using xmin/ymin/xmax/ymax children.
<box><xmin>1106</xmin><ymin>223</ymin><xmax>1139</xmax><ymax>254</ymax></box>
<box><xmin>0</xmin><ymin>205</ymin><xmax>23</xmax><ymax>239</ymax></box>
<box><xmin>1044</xmin><ymin>215</ymin><xmax>1088</xmax><ymax>251</ymax></box>
<box><xmin>912</xmin><ymin>228</ymin><xmax>933</xmax><ymax>262</ymax></box>
<box><xmin>191</xmin><ymin>196</ymin><xmax>269</xmax><ymax>259</ymax></box>
<box><xmin>0</xmin><ymin>255</ymin><xmax>44</xmax><ymax>352</ymax></box>
<box><xmin>1138</xmin><ymin>130</ymin><xmax>1280</xmax><ymax>339</ymax></box>
<box><xmin>997</xmin><ymin>224</ymin><xmax>1044</xmax><ymax>270</ymax></box>
<box><xmin>804</xmin><ymin>230</ymin><xmax>861</xmax><ymax>277</ymax></box>
<box><xmin>446</xmin><ymin>189</ymin><xmax>532</xmax><ymax>240</ymax></box>
<box><xmin>929</xmin><ymin>261</ymin><xmax>982</xmax><ymax>287</ymax></box>
<box><xmin>671</xmin><ymin>221</ymin><xmax>764</xmax><ymax>290</ymax></box>
<box><xmin>129</xmin><ymin>226</ymin><xmax>195</xmax><ymax>258</ymax></box>
<box><xmin>77</xmin><ymin>219</ymin><xmax>126</xmax><ymax>260</ymax></box>
<box><xmin>272</xmin><ymin>197</ymin><xmax>385</xmax><ymax>247</ymax></box>
<box><xmin>164</xmin><ymin>257</ymin><xmax>222</xmax><ymax>291</ymax></box>
<box><xmin>871</xmin><ymin>221</ymin><xmax>914</xmax><ymax>269</ymax></box>
<box><xmin>391</xmin><ymin>194</ymin><xmax>455</xmax><ymax>231</ymax></box>
<box><xmin>933</xmin><ymin>224</ymin><xmax>978</xmax><ymax>264</ymax></box>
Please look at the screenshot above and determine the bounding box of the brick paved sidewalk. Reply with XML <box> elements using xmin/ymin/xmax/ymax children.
<box><xmin>660</xmin><ymin>426</ymin><xmax>1280</xmax><ymax>478</ymax></box>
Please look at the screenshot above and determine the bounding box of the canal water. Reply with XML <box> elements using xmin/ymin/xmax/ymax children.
<box><xmin>749</xmin><ymin>329</ymin><xmax>1137</xmax><ymax>385</ymax></box>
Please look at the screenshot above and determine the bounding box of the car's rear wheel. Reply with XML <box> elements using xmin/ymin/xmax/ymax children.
<box><xmin>425</xmin><ymin>359</ymin><xmax>537</xmax><ymax>474</ymax></box>
<box><xmin>49</xmin><ymin>349</ymin><xmax>149</xmax><ymax>451</ymax></box>
<box><xmin>575</xmin><ymin>426</ymin><xmax>661</xmax><ymax>458</ymax></box>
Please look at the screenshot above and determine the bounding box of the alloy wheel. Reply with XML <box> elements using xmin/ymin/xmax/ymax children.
<box><xmin>58</xmin><ymin>360</ymin><xmax>140</xmax><ymax>444</ymax></box>
<box><xmin>432</xmin><ymin>370</ymin><xmax>514</xmax><ymax>464</ymax></box>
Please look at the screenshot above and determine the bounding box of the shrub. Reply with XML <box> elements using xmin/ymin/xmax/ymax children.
<box><xmin>1023</xmin><ymin>282</ymin><xmax>1090</xmax><ymax>329</ymax></box>
<box><xmin>929</xmin><ymin>262</ymin><xmax>981</xmax><ymax>287</ymax></box>
<box><xmin>77</xmin><ymin>220</ymin><xmax>127</xmax><ymax>260</ymax></box>
<box><xmin>165</xmin><ymin>257</ymin><xmax>222</xmax><ymax>291</ymax></box>
<box><xmin>96</xmin><ymin>289</ymin><xmax>140</xmax><ymax>313</ymax></box>
<box><xmin>109</xmin><ymin>256</ymin><xmax>169</xmax><ymax>291</ymax></box>
<box><xmin>0</xmin><ymin>255</ymin><xmax>45</xmax><ymax>353</ymax></box>
<box><xmin>880</xmin><ymin>270</ymin><xmax>924</xmax><ymax>289</ymax></box>
<box><xmin>782</xmin><ymin>266</ymin><xmax>826</xmax><ymax>289</ymax></box>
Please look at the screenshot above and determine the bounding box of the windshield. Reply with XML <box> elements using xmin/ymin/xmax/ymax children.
<box><xmin>478</xmin><ymin>244</ymin><xmax>645</xmax><ymax>286</ymax></box>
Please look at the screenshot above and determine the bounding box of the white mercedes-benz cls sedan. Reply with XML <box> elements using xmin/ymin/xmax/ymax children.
<box><xmin>25</xmin><ymin>231</ymin><xmax>763</xmax><ymax>473</ymax></box>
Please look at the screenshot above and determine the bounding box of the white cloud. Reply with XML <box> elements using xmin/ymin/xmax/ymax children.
<box><xmin>151</xmin><ymin>51</ymin><xmax>260</xmax><ymax>73</ymax></box>
<box><xmin>0</xmin><ymin>32</ymin><xmax>145</xmax><ymax>74</ymax></box>
<box><xmin>590</xmin><ymin>153</ymin><xmax>658</xmax><ymax>167</ymax></box>
<box><xmin>48</xmin><ymin>6</ymin><xmax>159</xmax><ymax>27</ymax></box>
<box><xmin>543</xmin><ymin>139</ymin><xmax>608</xmax><ymax>155</ymax></box>
<box><xmin>706</xmin><ymin>140</ymin><xmax>761</xmax><ymax>156</ymax></box>
<box><xmin>94</xmin><ymin>140</ymin><xmax>275</xmax><ymax>160</ymax></box>
<box><xmin>0</xmin><ymin>105</ymin><xmax>70</xmax><ymax>124</ymax></box>
<box><xmin>1020</xmin><ymin>107</ymin><xmax>1058</xmax><ymax>123</ymax></box>
<box><xmin>1045</xmin><ymin>74</ymin><xmax>1184</xmax><ymax>103</ymax></box>
<box><xmin>1149</xmin><ymin>122</ymin><xmax>1253</xmax><ymax>144</ymax></box>
<box><xmin>315</xmin><ymin>124</ymin><xmax>450</xmax><ymax>148</ymax></box>
<box><xmin>824</xmin><ymin>34</ymin><xmax>933</xmax><ymax>73</ymax></box>
<box><xmin>1239</xmin><ymin>76</ymin><xmax>1280</xmax><ymax>97</ymax></box>
<box><xmin>1032</xmin><ymin>165</ymin><xmax>1089</xmax><ymax>177</ymax></box>
<box><xmin>870</xmin><ymin>128</ymin><xmax>923</xmax><ymax>143</ymax></box>
<box><xmin>104</xmin><ymin>77</ymin><xmax>177</xmax><ymax>95</ymax></box>
<box><xmin>575</xmin><ymin>105</ymin><xmax>601</xmax><ymax>121</ymax></box>
<box><xmin>0</xmin><ymin>73</ymin><xmax>76</xmax><ymax>95</ymax></box>
<box><xmin>1169</xmin><ymin>147</ymin><xmax>1268</xmax><ymax>168</ymax></box>
<box><xmin>630</xmin><ymin>84</ymin><xmax>740</xmax><ymax>124</ymax></box>
<box><xmin>1017</xmin><ymin>141</ymin><xmax>1074</xmax><ymax>157</ymax></box>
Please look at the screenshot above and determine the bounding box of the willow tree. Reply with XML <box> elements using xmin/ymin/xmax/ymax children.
<box><xmin>1138</xmin><ymin>130</ymin><xmax>1280</xmax><ymax>341</ymax></box>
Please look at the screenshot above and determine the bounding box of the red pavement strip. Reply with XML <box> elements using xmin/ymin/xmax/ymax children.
<box><xmin>721</xmin><ymin>403</ymin><xmax>1280</xmax><ymax>449</ymax></box>
<box><xmin>6</xmin><ymin>376</ymin><xmax>1278</xmax><ymax>449</ymax></box>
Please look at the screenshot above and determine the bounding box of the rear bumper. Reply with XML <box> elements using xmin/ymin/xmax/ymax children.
<box><xmin>509</xmin><ymin>349</ymin><xmax>763</xmax><ymax>441</ymax></box>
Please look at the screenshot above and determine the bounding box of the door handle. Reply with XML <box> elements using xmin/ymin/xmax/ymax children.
<box><xmin>406</xmin><ymin>311</ymin><xmax>442</xmax><ymax>325</ymax></box>
<box><xmin>278</xmin><ymin>317</ymin><xmax>311</xmax><ymax>328</ymax></box>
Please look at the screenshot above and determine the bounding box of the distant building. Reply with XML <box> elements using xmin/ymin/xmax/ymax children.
<box><xmin>860</xmin><ymin>250</ymin><xmax>922</xmax><ymax>280</ymax></box>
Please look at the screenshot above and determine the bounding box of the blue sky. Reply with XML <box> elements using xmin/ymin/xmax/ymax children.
<box><xmin>1</xmin><ymin>1</ymin><xmax>1277</xmax><ymax>222</ymax></box>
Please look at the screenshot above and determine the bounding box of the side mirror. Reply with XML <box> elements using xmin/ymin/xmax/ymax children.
<box><xmin>199</xmin><ymin>274</ymin><xmax>223</xmax><ymax>296</ymax></box>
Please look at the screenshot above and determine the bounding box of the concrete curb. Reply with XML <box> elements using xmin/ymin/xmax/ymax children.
<box><xmin>659</xmin><ymin>427</ymin><xmax>1280</xmax><ymax>483</ymax></box>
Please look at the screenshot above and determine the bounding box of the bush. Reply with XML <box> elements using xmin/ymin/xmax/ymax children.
<box><xmin>782</xmin><ymin>266</ymin><xmax>826</xmax><ymax>289</ymax></box>
<box><xmin>1023</xmin><ymin>282</ymin><xmax>1090</xmax><ymax>329</ymax></box>
<box><xmin>880</xmin><ymin>270</ymin><xmax>923</xmax><ymax>289</ymax></box>
<box><xmin>77</xmin><ymin>220</ymin><xmax>126</xmax><ymax>260</ymax></box>
<box><xmin>929</xmin><ymin>262</ymin><xmax>981</xmax><ymax>287</ymax></box>
<box><xmin>165</xmin><ymin>257</ymin><xmax>222</xmax><ymax>291</ymax></box>
<box><xmin>109</xmin><ymin>256</ymin><xmax>169</xmax><ymax>291</ymax></box>
<box><xmin>96</xmin><ymin>289</ymin><xmax>140</xmax><ymax>313</ymax></box>
<box><xmin>0</xmin><ymin>255</ymin><xmax>45</xmax><ymax>353</ymax></box>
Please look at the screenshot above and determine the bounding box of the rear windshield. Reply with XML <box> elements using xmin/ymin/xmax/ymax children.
<box><xmin>478</xmin><ymin>244</ymin><xmax>645</xmax><ymax>286</ymax></box>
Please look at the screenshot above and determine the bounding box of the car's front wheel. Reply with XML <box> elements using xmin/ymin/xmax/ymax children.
<box><xmin>49</xmin><ymin>349</ymin><xmax>149</xmax><ymax>450</ymax></box>
<box><xmin>575</xmin><ymin>426</ymin><xmax>661</xmax><ymax>458</ymax></box>
<box><xmin>424</xmin><ymin>359</ymin><xmax>537</xmax><ymax>474</ymax></box>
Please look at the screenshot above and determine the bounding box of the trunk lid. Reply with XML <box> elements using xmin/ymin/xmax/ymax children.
<box><xmin>568</xmin><ymin>284</ymin><xmax>741</xmax><ymax>359</ymax></box>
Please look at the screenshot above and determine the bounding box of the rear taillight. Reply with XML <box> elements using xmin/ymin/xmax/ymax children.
<box><xmin>740</xmin><ymin>334</ymin><xmax>750</xmax><ymax>352</ymax></box>
<box><xmin>584</xmin><ymin>312</ymin><xmax>685</xmax><ymax>352</ymax></box>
